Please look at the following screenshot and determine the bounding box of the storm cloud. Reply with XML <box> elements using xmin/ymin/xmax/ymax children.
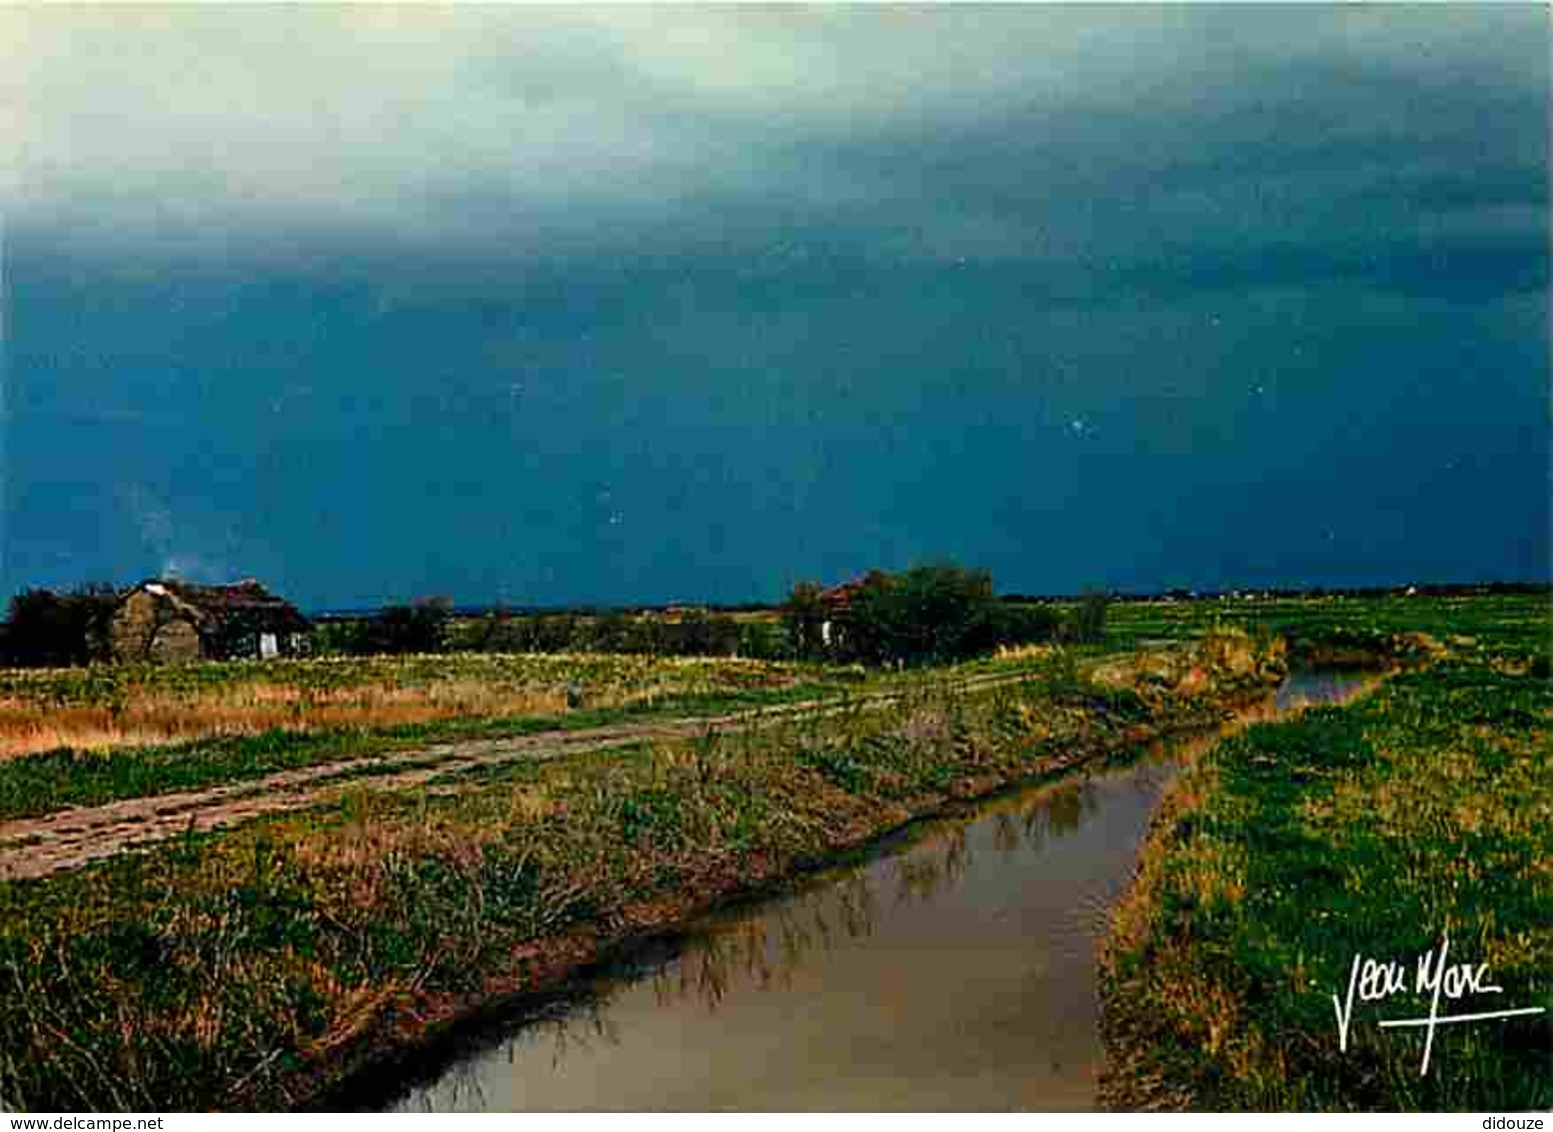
<box><xmin>4</xmin><ymin>5</ymin><xmax>1548</xmax><ymax>607</ymax></box>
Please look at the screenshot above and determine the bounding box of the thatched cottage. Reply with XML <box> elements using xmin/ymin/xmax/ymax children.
<box><xmin>111</xmin><ymin>579</ymin><xmax>310</xmax><ymax>662</ymax></box>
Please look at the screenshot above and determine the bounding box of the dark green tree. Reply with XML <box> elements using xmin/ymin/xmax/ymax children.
<box><xmin>889</xmin><ymin>564</ymin><xmax>997</xmax><ymax>665</ymax></box>
<box><xmin>3</xmin><ymin>584</ymin><xmax>118</xmax><ymax>667</ymax></box>
<box><xmin>705</xmin><ymin>613</ymin><xmax>742</xmax><ymax>657</ymax></box>
<box><xmin>589</xmin><ymin>610</ymin><xmax>632</xmax><ymax>653</ymax></box>
<box><xmin>367</xmin><ymin>597</ymin><xmax>452</xmax><ymax>654</ymax></box>
<box><xmin>828</xmin><ymin>563</ymin><xmax>1001</xmax><ymax>667</ymax></box>
<box><xmin>736</xmin><ymin>618</ymin><xmax>786</xmax><ymax>660</ymax></box>
<box><xmin>1068</xmin><ymin>590</ymin><xmax>1110</xmax><ymax>646</ymax></box>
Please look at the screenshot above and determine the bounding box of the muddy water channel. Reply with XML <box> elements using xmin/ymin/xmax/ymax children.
<box><xmin>384</xmin><ymin>670</ymin><xmax>1371</xmax><ymax>1112</ymax></box>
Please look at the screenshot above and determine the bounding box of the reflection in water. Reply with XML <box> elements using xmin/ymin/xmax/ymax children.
<box><xmin>646</xmin><ymin>776</ymin><xmax>1115</xmax><ymax>1016</ymax></box>
<box><xmin>1277</xmin><ymin>669</ymin><xmax>1372</xmax><ymax>711</ymax></box>
<box><xmin>388</xmin><ymin>670</ymin><xmax>1369</xmax><ymax>1112</ymax></box>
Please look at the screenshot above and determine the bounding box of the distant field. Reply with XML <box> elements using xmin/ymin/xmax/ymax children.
<box><xmin>0</xmin><ymin>653</ymin><xmax>830</xmax><ymax>759</ymax></box>
<box><xmin>1103</xmin><ymin>592</ymin><xmax>1549</xmax><ymax>659</ymax></box>
<box><xmin>0</xmin><ymin>653</ymin><xmax>886</xmax><ymax>824</ymax></box>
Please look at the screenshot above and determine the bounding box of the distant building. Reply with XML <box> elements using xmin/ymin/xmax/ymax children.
<box><xmin>818</xmin><ymin>573</ymin><xmax>883</xmax><ymax>650</ymax></box>
<box><xmin>111</xmin><ymin>578</ymin><xmax>310</xmax><ymax>662</ymax></box>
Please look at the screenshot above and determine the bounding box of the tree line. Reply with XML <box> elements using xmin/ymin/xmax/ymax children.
<box><xmin>2</xmin><ymin>564</ymin><xmax>1105</xmax><ymax>667</ymax></box>
<box><xmin>314</xmin><ymin>601</ymin><xmax>789</xmax><ymax>660</ymax></box>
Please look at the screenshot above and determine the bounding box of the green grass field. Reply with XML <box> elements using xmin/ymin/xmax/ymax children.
<box><xmin>1103</xmin><ymin>592</ymin><xmax>1548</xmax><ymax>660</ymax></box>
<box><xmin>1101</xmin><ymin>610</ymin><xmax>1550</xmax><ymax>1110</ymax></box>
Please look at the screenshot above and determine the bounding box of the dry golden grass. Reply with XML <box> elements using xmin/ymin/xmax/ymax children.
<box><xmin>0</xmin><ymin>652</ymin><xmax>815</xmax><ymax>762</ymax></box>
<box><xmin>992</xmin><ymin>642</ymin><xmax>1054</xmax><ymax>663</ymax></box>
<box><xmin>0</xmin><ymin>680</ymin><xmax>568</xmax><ymax>759</ymax></box>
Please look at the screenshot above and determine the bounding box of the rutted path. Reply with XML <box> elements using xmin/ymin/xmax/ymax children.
<box><xmin>0</xmin><ymin>670</ymin><xmax>1039</xmax><ymax>882</ymax></box>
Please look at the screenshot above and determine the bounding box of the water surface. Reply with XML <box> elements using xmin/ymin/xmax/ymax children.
<box><xmin>387</xmin><ymin>669</ymin><xmax>1371</xmax><ymax>1111</ymax></box>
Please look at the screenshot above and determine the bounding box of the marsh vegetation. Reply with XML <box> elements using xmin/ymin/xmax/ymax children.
<box><xmin>0</xmin><ymin>593</ymin><xmax>1542</xmax><ymax>1112</ymax></box>
<box><xmin>0</xmin><ymin>629</ymin><xmax>1276</xmax><ymax>1110</ymax></box>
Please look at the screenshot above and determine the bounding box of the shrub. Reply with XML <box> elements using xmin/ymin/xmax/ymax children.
<box><xmin>2</xmin><ymin>584</ymin><xmax>118</xmax><ymax>667</ymax></box>
<box><xmin>790</xmin><ymin>563</ymin><xmax>1015</xmax><ymax>668</ymax></box>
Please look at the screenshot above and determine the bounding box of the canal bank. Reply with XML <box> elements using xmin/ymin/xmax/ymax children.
<box><xmin>1097</xmin><ymin>657</ymin><xmax>1549</xmax><ymax>1112</ymax></box>
<box><xmin>356</xmin><ymin>668</ymin><xmax>1370</xmax><ymax>1112</ymax></box>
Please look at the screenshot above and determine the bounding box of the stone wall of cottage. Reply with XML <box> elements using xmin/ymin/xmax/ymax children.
<box><xmin>111</xmin><ymin>591</ymin><xmax>202</xmax><ymax>662</ymax></box>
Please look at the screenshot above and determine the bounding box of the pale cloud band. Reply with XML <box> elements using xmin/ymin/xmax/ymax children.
<box><xmin>5</xmin><ymin>5</ymin><xmax>1545</xmax><ymax>265</ymax></box>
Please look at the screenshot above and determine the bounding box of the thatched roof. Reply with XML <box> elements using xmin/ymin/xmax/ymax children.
<box><xmin>128</xmin><ymin>578</ymin><xmax>310</xmax><ymax>632</ymax></box>
<box><xmin>819</xmin><ymin>571</ymin><xmax>892</xmax><ymax>614</ymax></box>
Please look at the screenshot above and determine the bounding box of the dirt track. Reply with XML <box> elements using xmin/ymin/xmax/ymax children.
<box><xmin>0</xmin><ymin>671</ymin><xmax>1037</xmax><ymax>882</ymax></box>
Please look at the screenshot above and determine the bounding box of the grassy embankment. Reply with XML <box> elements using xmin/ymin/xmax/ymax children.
<box><xmin>0</xmin><ymin>634</ymin><xmax>1283</xmax><ymax>1111</ymax></box>
<box><xmin>1100</xmin><ymin>595</ymin><xmax>1550</xmax><ymax>1111</ymax></box>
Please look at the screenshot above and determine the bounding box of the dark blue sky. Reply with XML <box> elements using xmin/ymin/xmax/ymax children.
<box><xmin>4</xmin><ymin>6</ymin><xmax>1548</xmax><ymax>610</ymax></box>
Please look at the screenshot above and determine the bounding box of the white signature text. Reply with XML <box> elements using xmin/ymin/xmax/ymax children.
<box><xmin>1331</xmin><ymin>932</ymin><xmax>1545</xmax><ymax>1076</ymax></box>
